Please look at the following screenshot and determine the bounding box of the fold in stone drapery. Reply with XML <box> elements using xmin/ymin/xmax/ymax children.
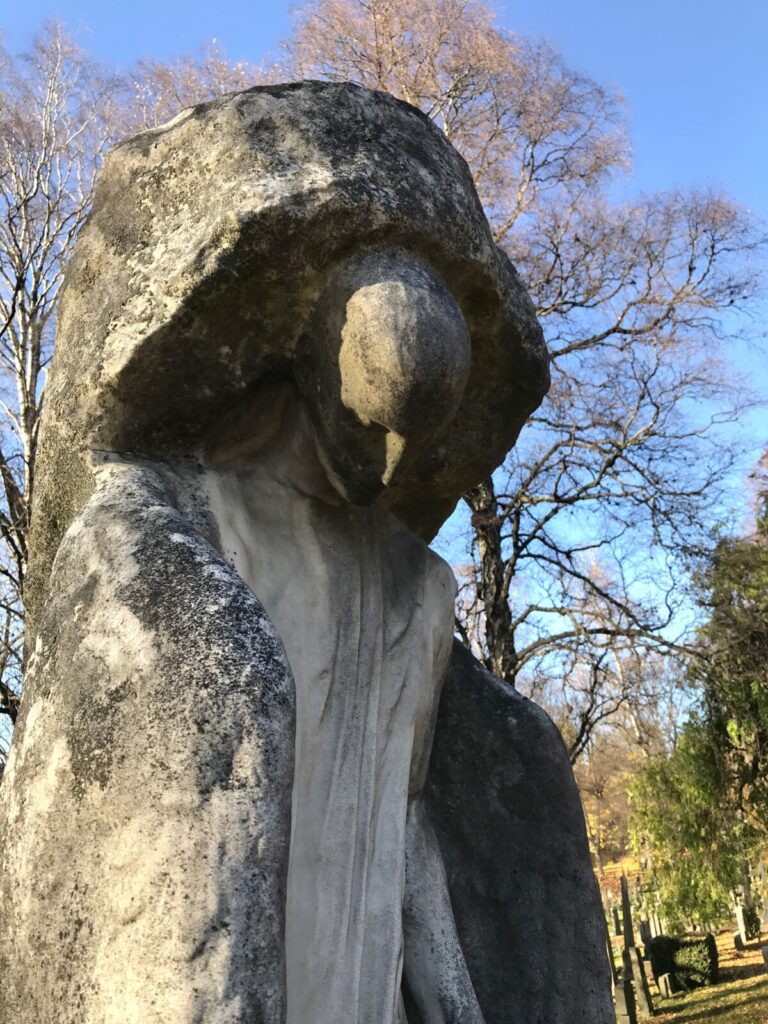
<box><xmin>205</xmin><ymin>447</ymin><xmax>454</xmax><ymax>1024</ymax></box>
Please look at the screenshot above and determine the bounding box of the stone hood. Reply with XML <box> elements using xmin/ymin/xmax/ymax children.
<box><xmin>28</xmin><ymin>80</ymin><xmax>549</xmax><ymax>633</ymax></box>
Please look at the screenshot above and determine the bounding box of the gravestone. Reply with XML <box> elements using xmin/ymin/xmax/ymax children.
<box><xmin>758</xmin><ymin>860</ymin><xmax>768</xmax><ymax>931</ymax></box>
<box><xmin>648</xmin><ymin>910</ymin><xmax>664</xmax><ymax>938</ymax></box>
<box><xmin>626</xmin><ymin>948</ymin><xmax>655</xmax><ymax>1018</ymax></box>
<box><xmin>621</xmin><ymin>875</ymin><xmax>655</xmax><ymax>1018</ymax></box>
<box><xmin>657</xmin><ymin>973</ymin><xmax>677</xmax><ymax>998</ymax></box>
<box><xmin>615</xmin><ymin>979</ymin><xmax>637</xmax><ymax>1024</ymax></box>
<box><xmin>0</xmin><ymin>82</ymin><xmax>613</xmax><ymax>1024</ymax></box>
<box><xmin>622</xmin><ymin>874</ymin><xmax>637</xmax><ymax>947</ymax></box>
<box><xmin>736</xmin><ymin>905</ymin><xmax>748</xmax><ymax>944</ymax></box>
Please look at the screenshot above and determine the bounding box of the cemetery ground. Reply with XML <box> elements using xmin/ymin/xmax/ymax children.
<box><xmin>649</xmin><ymin>932</ymin><xmax>768</xmax><ymax>1024</ymax></box>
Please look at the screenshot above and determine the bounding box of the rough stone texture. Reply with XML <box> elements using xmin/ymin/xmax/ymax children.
<box><xmin>0</xmin><ymin>460</ymin><xmax>295</xmax><ymax>1022</ymax></box>
<box><xmin>26</xmin><ymin>80</ymin><xmax>548</xmax><ymax>640</ymax></box>
<box><xmin>0</xmin><ymin>81</ymin><xmax>613</xmax><ymax>1024</ymax></box>
<box><xmin>426</xmin><ymin>642</ymin><xmax>614</xmax><ymax>1023</ymax></box>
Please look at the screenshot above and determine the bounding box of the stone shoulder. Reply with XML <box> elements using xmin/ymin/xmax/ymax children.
<box><xmin>381</xmin><ymin>510</ymin><xmax>457</xmax><ymax>602</ymax></box>
<box><xmin>425</xmin><ymin>546</ymin><xmax>459</xmax><ymax>618</ymax></box>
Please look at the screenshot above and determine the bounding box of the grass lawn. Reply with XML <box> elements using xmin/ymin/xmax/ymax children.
<box><xmin>650</xmin><ymin>930</ymin><xmax>768</xmax><ymax>1024</ymax></box>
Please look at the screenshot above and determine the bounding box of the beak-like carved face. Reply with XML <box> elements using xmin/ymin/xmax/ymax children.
<box><xmin>298</xmin><ymin>250</ymin><xmax>471</xmax><ymax>506</ymax></box>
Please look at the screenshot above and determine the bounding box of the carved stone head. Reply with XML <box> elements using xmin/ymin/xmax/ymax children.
<box><xmin>296</xmin><ymin>249</ymin><xmax>472</xmax><ymax>504</ymax></box>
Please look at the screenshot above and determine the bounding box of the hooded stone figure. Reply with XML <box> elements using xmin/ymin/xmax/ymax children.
<box><xmin>0</xmin><ymin>82</ymin><xmax>613</xmax><ymax>1024</ymax></box>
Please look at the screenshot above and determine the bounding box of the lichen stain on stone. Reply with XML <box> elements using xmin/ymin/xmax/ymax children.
<box><xmin>27</xmin><ymin>734</ymin><xmax>71</xmax><ymax>820</ymax></box>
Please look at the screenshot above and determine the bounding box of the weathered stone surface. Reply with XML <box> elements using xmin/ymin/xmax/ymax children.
<box><xmin>426</xmin><ymin>642</ymin><xmax>615</xmax><ymax>1022</ymax></box>
<box><xmin>0</xmin><ymin>460</ymin><xmax>294</xmax><ymax>1022</ymax></box>
<box><xmin>0</xmin><ymin>80</ymin><xmax>611</xmax><ymax>1024</ymax></box>
<box><xmin>26</xmin><ymin>80</ymin><xmax>548</xmax><ymax>639</ymax></box>
<box><xmin>202</xmin><ymin>395</ymin><xmax>469</xmax><ymax>1022</ymax></box>
<box><xmin>658</xmin><ymin>972</ymin><xmax>678</xmax><ymax>998</ymax></box>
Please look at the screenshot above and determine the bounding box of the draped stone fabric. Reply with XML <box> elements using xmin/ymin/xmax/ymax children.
<box><xmin>205</xmin><ymin>430</ymin><xmax>456</xmax><ymax>1023</ymax></box>
<box><xmin>0</xmin><ymin>82</ymin><xmax>612</xmax><ymax>1023</ymax></box>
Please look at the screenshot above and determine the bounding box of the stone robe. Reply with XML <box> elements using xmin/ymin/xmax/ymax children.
<box><xmin>204</xmin><ymin>410</ymin><xmax>466</xmax><ymax>1024</ymax></box>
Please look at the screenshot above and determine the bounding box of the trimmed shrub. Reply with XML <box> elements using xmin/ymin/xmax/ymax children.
<box><xmin>647</xmin><ymin>936</ymin><xmax>679</xmax><ymax>981</ymax></box>
<box><xmin>674</xmin><ymin>934</ymin><xmax>719</xmax><ymax>990</ymax></box>
<box><xmin>743</xmin><ymin>904</ymin><xmax>761</xmax><ymax>941</ymax></box>
<box><xmin>646</xmin><ymin>933</ymin><xmax>718</xmax><ymax>991</ymax></box>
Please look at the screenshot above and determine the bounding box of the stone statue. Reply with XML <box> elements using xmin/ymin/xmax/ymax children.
<box><xmin>0</xmin><ymin>83</ymin><xmax>613</xmax><ymax>1023</ymax></box>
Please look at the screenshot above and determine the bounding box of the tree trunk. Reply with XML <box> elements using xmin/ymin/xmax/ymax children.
<box><xmin>465</xmin><ymin>476</ymin><xmax>517</xmax><ymax>683</ymax></box>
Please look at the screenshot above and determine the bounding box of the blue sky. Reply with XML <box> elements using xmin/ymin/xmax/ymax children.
<box><xmin>4</xmin><ymin>0</ymin><xmax>768</xmax><ymax>454</ymax></box>
<box><xmin>2</xmin><ymin>0</ymin><xmax>765</xmax><ymax>639</ymax></box>
<box><xmin>509</xmin><ymin>0</ymin><xmax>768</xmax><ymax>214</ymax></box>
<box><xmin>5</xmin><ymin>0</ymin><xmax>765</xmax><ymax>214</ymax></box>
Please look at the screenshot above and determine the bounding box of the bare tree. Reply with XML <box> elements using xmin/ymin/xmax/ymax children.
<box><xmin>0</xmin><ymin>26</ymin><xmax>263</xmax><ymax>761</ymax></box>
<box><xmin>0</xmin><ymin>23</ymin><xmax>123</xmax><ymax>752</ymax></box>
<box><xmin>458</xmin><ymin>183</ymin><xmax>761</xmax><ymax>753</ymax></box>
<box><xmin>125</xmin><ymin>41</ymin><xmax>264</xmax><ymax>130</ymax></box>
<box><xmin>0</xmin><ymin>9</ymin><xmax>763</xmax><ymax>769</ymax></box>
<box><xmin>285</xmin><ymin>0</ymin><xmax>767</xmax><ymax>755</ymax></box>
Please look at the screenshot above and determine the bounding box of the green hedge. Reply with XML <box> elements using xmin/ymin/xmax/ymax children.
<box><xmin>646</xmin><ymin>936</ymin><xmax>678</xmax><ymax>979</ymax></box>
<box><xmin>647</xmin><ymin>933</ymin><xmax>719</xmax><ymax>991</ymax></box>
<box><xmin>743</xmin><ymin>904</ymin><xmax>761</xmax><ymax>941</ymax></box>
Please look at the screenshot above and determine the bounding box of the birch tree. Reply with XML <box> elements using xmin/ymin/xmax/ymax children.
<box><xmin>125</xmin><ymin>41</ymin><xmax>263</xmax><ymax>130</ymax></box>
<box><xmin>0</xmin><ymin>26</ymin><xmax>261</xmax><ymax>760</ymax></box>
<box><xmin>0</xmin><ymin>23</ymin><xmax>122</xmax><ymax>751</ymax></box>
